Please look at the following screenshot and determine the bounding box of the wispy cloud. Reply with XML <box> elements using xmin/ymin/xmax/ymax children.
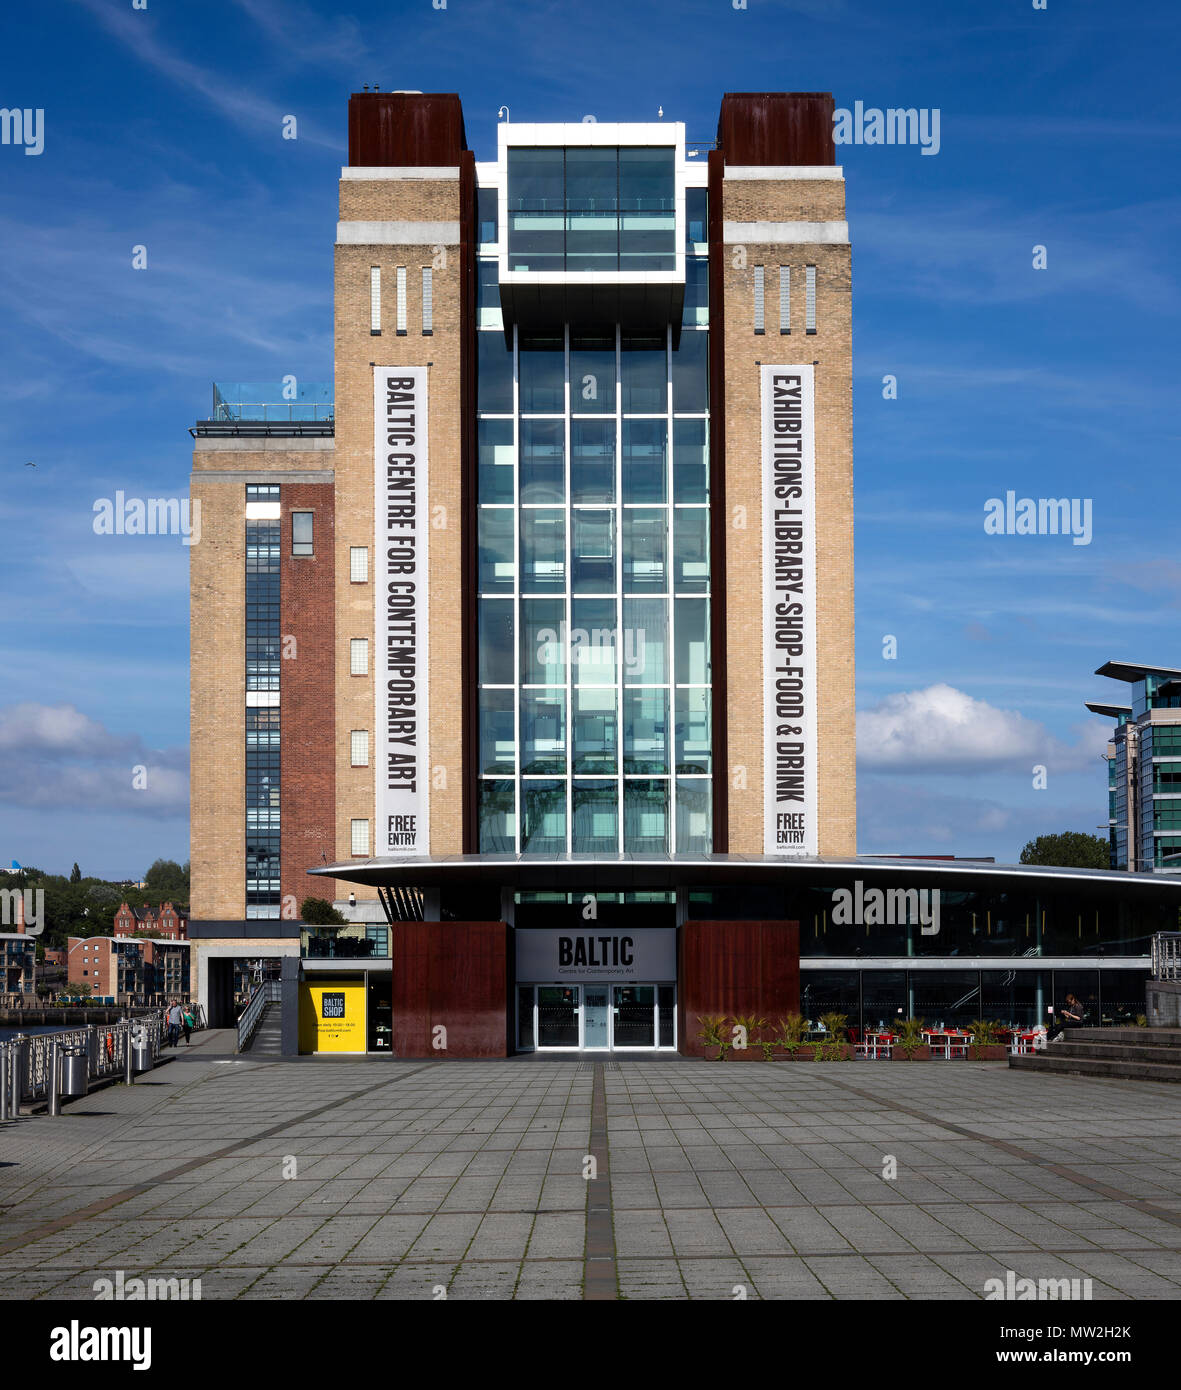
<box><xmin>69</xmin><ymin>0</ymin><xmax>343</xmax><ymax>150</ymax></box>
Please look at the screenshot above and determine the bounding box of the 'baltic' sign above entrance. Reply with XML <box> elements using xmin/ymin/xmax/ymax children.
<box><xmin>516</xmin><ymin>928</ymin><xmax>676</xmax><ymax>982</ymax></box>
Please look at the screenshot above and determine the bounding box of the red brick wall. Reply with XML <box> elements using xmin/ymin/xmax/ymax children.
<box><xmin>280</xmin><ymin>484</ymin><xmax>337</xmax><ymax>913</ymax></box>
<box><xmin>393</xmin><ymin>922</ymin><xmax>509</xmax><ymax>1057</ymax></box>
<box><xmin>678</xmin><ymin>921</ymin><xmax>800</xmax><ymax>1056</ymax></box>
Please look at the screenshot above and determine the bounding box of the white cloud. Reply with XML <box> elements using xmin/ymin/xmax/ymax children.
<box><xmin>0</xmin><ymin>703</ymin><xmax>187</xmax><ymax>815</ymax></box>
<box><xmin>857</xmin><ymin>683</ymin><xmax>1107</xmax><ymax>774</ymax></box>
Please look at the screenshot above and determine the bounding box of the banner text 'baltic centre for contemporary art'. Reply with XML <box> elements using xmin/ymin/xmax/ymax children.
<box><xmin>373</xmin><ymin>367</ymin><xmax>430</xmax><ymax>856</ymax></box>
<box><xmin>761</xmin><ymin>364</ymin><xmax>818</xmax><ymax>856</ymax></box>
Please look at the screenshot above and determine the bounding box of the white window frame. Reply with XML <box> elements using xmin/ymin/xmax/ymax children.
<box><xmin>350</xmin><ymin>819</ymin><xmax>371</xmax><ymax>857</ymax></box>
<box><xmin>422</xmin><ymin>266</ymin><xmax>433</xmax><ymax>334</ymax></box>
<box><xmin>350</xmin><ymin>546</ymin><xmax>369</xmax><ymax>583</ymax></box>
<box><xmin>779</xmin><ymin>265</ymin><xmax>790</xmax><ymax>334</ymax></box>
<box><xmin>350</xmin><ymin>730</ymin><xmax>369</xmax><ymax>767</ymax></box>
<box><xmin>396</xmin><ymin>266</ymin><xmax>407</xmax><ymax>335</ymax></box>
<box><xmin>370</xmin><ymin>266</ymin><xmax>381</xmax><ymax>334</ymax></box>
<box><xmin>350</xmin><ymin>638</ymin><xmax>369</xmax><ymax>676</ymax></box>
<box><xmin>753</xmin><ymin>265</ymin><xmax>765</xmax><ymax>334</ymax></box>
<box><xmin>805</xmin><ymin>264</ymin><xmax>817</xmax><ymax>333</ymax></box>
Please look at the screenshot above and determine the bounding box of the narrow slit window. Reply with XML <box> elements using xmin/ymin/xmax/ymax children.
<box><xmin>396</xmin><ymin>266</ymin><xmax>407</xmax><ymax>335</ymax></box>
<box><xmin>370</xmin><ymin>266</ymin><xmax>381</xmax><ymax>334</ymax></box>
<box><xmin>349</xmin><ymin>546</ymin><xmax>369</xmax><ymax>583</ymax></box>
<box><xmin>350</xmin><ymin>730</ymin><xmax>369</xmax><ymax>767</ymax></box>
<box><xmin>779</xmin><ymin>265</ymin><xmax>791</xmax><ymax>334</ymax></box>
<box><xmin>422</xmin><ymin>267</ymin><xmax>433</xmax><ymax>334</ymax></box>
<box><xmin>350</xmin><ymin>638</ymin><xmax>369</xmax><ymax>676</ymax></box>
<box><xmin>805</xmin><ymin>264</ymin><xmax>817</xmax><ymax>334</ymax></box>
<box><xmin>753</xmin><ymin>265</ymin><xmax>765</xmax><ymax>334</ymax></box>
<box><xmin>351</xmin><ymin>818</ymin><xmax>371</xmax><ymax>856</ymax></box>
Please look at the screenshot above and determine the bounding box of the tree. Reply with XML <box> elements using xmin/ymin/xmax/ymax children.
<box><xmin>1019</xmin><ymin>832</ymin><xmax>1110</xmax><ymax>870</ymax></box>
<box><xmin>61</xmin><ymin>981</ymin><xmax>93</xmax><ymax>1000</ymax></box>
<box><xmin>300</xmin><ymin>896</ymin><xmax>348</xmax><ymax>926</ymax></box>
<box><xmin>143</xmin><ymin>859</ymin><xmax>189</xmax><ymax>906</ymax></box>
<box><xmin>70</xmin><ymin>862</ymin><xmax>82</xmax><ymax>883</ymax></box>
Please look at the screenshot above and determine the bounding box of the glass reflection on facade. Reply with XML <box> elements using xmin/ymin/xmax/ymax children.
<box><xmin>477</xmin><ymin>187</ymin><xmax>710</xmax><ymax>853</ymax></box>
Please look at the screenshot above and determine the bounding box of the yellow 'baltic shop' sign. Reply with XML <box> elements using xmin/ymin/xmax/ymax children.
<box><xmin>298</xmin><ymin>979</ymin><xmax>366</xmax><ymax>1053</ymax></box>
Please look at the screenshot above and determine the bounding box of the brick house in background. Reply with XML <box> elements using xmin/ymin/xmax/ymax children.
<box><xmin>68</xmin><ymin>936</ymin><xmax>145</xmax><ymax>1003</ymax></box>
<box><xmin>113</xmin><ymin>901</ymin><xmax>188</xmax><ymax>939</ymax></box>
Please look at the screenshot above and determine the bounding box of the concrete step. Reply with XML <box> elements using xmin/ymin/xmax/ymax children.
<box><xmin>1009</xmin><ymin>1053</ymin><xmax>1181</xmax><ymax>1084</ymax></box>
<box><xmin>1049</xmin><ymin>1041</ymin><xmax>1181</xmax><ymax>1064</ymax></box>
<box><xmin>1069</xmin><ymin>1027</ymin><xmax>1181</xmax><ymax>1048</ymax></box>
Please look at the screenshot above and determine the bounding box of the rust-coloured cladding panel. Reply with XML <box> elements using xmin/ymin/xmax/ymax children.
<box><xmin>347</xmin><ymin>93</ymin><xmax>467</xmax><ymax>166</ymax></box>
<box><xmin>717</xmin><ymin>93</ymin><xmax>835</xmax><ymax>166</ymax></box>
<box><xmin>392</xmin><ymin>922</ymin><xmax>509</xmax><ymax>1057</ymax></box>
<box><xmin>677</xmin><ymin>921</ymin><xmax>800</xmax><ymax>1056</ymax></box>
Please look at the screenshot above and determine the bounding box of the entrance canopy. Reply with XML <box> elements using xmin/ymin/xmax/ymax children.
<box><xmin>310</xmin><ymin>852</ymin><xmax>1181</xmax><ymax>901</ymax></box>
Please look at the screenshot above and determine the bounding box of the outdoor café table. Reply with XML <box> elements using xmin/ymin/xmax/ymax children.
<box><xmin>863</xmin><ymin>1031</ymin><xmax>894</xmax><ymax>1059</ymax></box>
<box><xmin>1010</xmin><ymin>1031</ymin><xmax>1038</xmax><ymax>1055</ymax></box>
<box><xmin>923</xmin><ymin>1029</ymin><xmax>971</xmax><ymax>1059</ymax></box>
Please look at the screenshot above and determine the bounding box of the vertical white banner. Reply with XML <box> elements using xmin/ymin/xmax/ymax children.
<box><xmin>761</xmin><ymin>365</ymin><xmax>818</xmax><ymax>856</ymax></box>
<box><xmin>374</xmin><ymin>366</ymin><xmax>429</xmax><ymax>856</ymax></box>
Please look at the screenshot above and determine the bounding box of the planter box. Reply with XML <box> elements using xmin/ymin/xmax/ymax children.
<box><xmin>892</xmin><ymin>1044</ymin><xmax>932</xmax><ymax>1061</ymax></box>
<box><xmin>796</xmin><ymin>1042</ymin><xmax>854</xmax><ymax>1061</ymax></box>
<box><xmin>728</xmin><ymin>1045</ymin><xmax>767</xmax><ymax>1060</ymax></box>
<box><xmin>967</xmin><ymin>1044</ymin><xmax>1007</xmax><ymax>1061</ymax></box>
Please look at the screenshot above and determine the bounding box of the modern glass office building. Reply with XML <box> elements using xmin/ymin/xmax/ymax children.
<box><xmin>187</xmin><ymin>91</ymin><xmax>1180</xmax><ymax>1055</ymax></box>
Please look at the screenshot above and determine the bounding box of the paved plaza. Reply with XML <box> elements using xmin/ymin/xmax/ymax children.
<box><xmin>1</xmin><ymin>1034</ymin><xmax>1179</xmax><ymax>1300</ymax></box>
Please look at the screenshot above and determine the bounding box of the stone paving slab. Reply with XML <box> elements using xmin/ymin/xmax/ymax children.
<box><xmin>0</xmin><ymin>1056</ymin><xmax>1179</xmax><ymax>1299</ymax></box>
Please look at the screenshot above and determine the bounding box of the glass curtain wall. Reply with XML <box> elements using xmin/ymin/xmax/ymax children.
<box><xmin>477</xmin><ymin>190</ymin><xmax>710</xmax><ymax>853</ymax></box>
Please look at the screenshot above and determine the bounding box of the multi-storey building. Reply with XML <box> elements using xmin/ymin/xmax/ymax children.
<box><xmin>0</xmin><ymin>933</ymin><xmax>35</xmax><ymax>999</ymax></box>
<box><xmin>67</xmin><ymin>936</ymin><xmax>147</xmax><ymax>1005</ymax></box>
<box><xmin>1088</xmin><ymin>662</ymin><xmax>1181</xmax><ymax>872</ymax></box>
<box><xmin>189</xmin><ymin>90</ymin><xmax>1181</xmax><ymax>1054</ymax></box>
<box><xmin>113</xmin><ymin>901</ymin><xmax>189</xmax><ymax>939</ymax></box>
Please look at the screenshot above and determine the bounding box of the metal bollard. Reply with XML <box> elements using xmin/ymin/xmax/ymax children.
<box><xmin>47</xmin><ymin>1042</ymin><xmax>61</xmax><ymax>1117</ymax></box>
<box><xmin>10</xmin><ymin>1038</ymin><xmax>24</xmax><ymax>1114</ymax></box>
<box><xmin>0</xmin><ymin>1048</ymin><xmax>8</xmax><ymax>1121</ymax></box>
<box><xmin>124</xmin><ymin>1024</ymin><xmax>134</xmax><ymax>1085</ymax></box>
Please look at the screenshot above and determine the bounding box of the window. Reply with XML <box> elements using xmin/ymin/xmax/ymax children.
<box><xmin>779</xmin><ymin>265</ymin><xmax>790</xmax><ymax>334</ymax></box>
<box><xmin>350</xmin><ymin>638</ymin><xmax>369</xmax><ymax>675</ymax></box>
<box><xmin>350</xmin><ymin>546</ymin><xmax>369</xmax><ymax>583</ymax></box>
<box><xmin>396</xmin><ymin>266</ymin><xmax>407</xmax><ymax>334</ymax></box>
<box><xmin>351</xmin><ymin>819</ymin><xmax>371</xmax><ymax>856</ymax></box>
<box><xmin>350</xmin><ymin>730</ymin><xmax>369</xmax><ymax>767</ymax></box>
<box><xmin>805</xmin><ymin>264</ymin><xmax>817</xmax><ymax>333</ymax></box>
<box><xmin>370</xmin><ymin>266</ymin><xmax>381</xmax><ymax>334</ymax></box>
<box><xmin>477</xmin><ymin>186</ymin><xmax>498</xmax><ymax>245</ymax></box>
<box><xmin>291</xmin><ymin>511</ymin><xmax>313</xmax><ymax>556</ymax></box>
<box><xmin>753</xmin><ymin>265</ymin><xmax>765</xmax><ymax>333</ymax></box>
<box><xmin>422</xmin><ymin>267</ymin><xmax>433</xmax><ymax>334</ymax></box>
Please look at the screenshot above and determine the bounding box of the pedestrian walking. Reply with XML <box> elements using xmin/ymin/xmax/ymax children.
<box><xmin>182</xmin><ymin>1006</ymin><xmax>194</xmax><ymax>1045</ymax></box>
<box><xmin>166</xmin><ymin>1000</ymin><xmax>183</xmax><ymax>1048</ymax></box>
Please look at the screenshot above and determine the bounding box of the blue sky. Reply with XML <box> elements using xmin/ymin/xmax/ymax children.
<box><xmin>0</xmin><ymin>0</ymin><xmax>1177</xmax><ymax>876</ymax></box>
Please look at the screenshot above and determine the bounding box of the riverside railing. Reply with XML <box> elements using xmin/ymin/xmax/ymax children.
<box><xmin>0</xmin><ymin>1011</ymin><xmax>165</xmax><ymax>1116</ymax></box>
<box><xmin>236</xmin><ymin>980</ymin><xmax>281</xmax><ymax>1053</ymax></box>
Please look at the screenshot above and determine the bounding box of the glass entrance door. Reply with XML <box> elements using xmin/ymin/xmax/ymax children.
<box><xmin>583</xmin><ymin>986</ymin><xmax>610</xmax><ymax>1049</ymax></box>
<box><xmin>613</xmin><ymin>984</ymin><xmax>656</xmax><ymax>1047</ymax></box>
<box><xmin>537</xmin><ymin>985</ymin><xmax>580</xmax><ymax>1047</ymax></box>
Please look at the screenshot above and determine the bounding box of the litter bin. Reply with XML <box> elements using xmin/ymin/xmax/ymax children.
<box><xmin>131</xmin><ymin>1043</ymin><xmax>154</xmax><ymax>1074</ymax></box>
<box><xmin>60</xmin><ymin>1048</ymin><xmax>89</xmax><ymax>1099</ymax></box>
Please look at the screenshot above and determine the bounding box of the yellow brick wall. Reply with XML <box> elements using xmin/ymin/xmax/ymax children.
<box><xmin>720</xmin><ymin>177</ymin><xmax>856</xmax><ymax>857</ymax></box>
<box><xmin>333</xmin><ymin>179</ymin><xmax>464</xmax><ymax>897</ymax></box>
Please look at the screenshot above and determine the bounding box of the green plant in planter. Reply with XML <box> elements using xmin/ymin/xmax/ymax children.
<box><xmin>818</xmin><ymin>1011</ymin><xmax>848</xmax><ymax>1043</ymax></box>
<box><xmin>811</xmin><ymin>1040</ymin><xmax>850</xmax><ymax>1061</ymax></box>
<box><xmin>775</xmin><ymin>1013</ymin><xmax>806</xmax><ymax>1056</ymax></box>
<box><xmin>696</xmin><ymin>1014</ymin><xmax>731</xmax><ymax>1060</ymax></box>
<box><xmin>732</xmin><ymin>1014</ymin><xmax>768</xmax><ymax>1057</ymax></box>
<box><xmin>892</xmin><ymin>1016</ymin><xmax>926</xmax><ymax>1057</ymax></box>
<box><xmin>968</xmin><ymin>1019</ymin><xmax>998</xmax><ymax>1045</ymax></box>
